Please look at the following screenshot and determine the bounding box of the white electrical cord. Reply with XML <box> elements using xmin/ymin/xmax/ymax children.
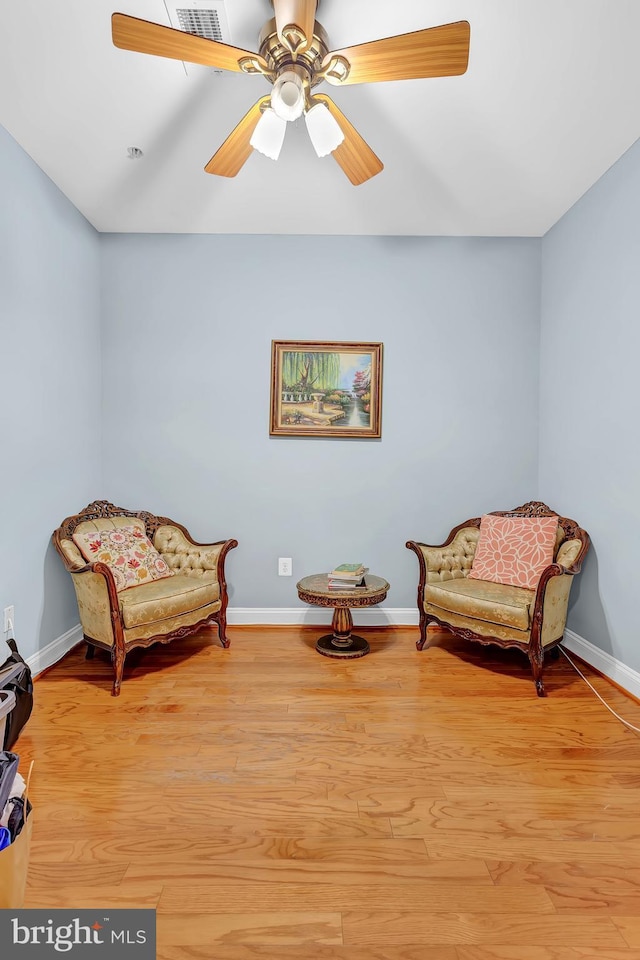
<box><xmin>559</xmin><ymin>645</ymin><xmax>640</xmax><ymax>734</ymax></box>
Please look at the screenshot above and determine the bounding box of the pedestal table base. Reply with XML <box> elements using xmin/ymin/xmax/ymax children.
<box><xmin>315</xmin><ymin>605</ymin><xmax>371</xmax><ymax>659</ymax></box>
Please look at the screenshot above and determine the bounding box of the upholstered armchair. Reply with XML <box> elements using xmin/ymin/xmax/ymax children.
<box><xmin>53</xmin><ymin>501</ymin><xmax>238</xmax><ymax>696</ymax></box>
<box><xmin>406</xmin><ymin>501</ymin><xmax>589</xmax><ymax>696</ymax></box>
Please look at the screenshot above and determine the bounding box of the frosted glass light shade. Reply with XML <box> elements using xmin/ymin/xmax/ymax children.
<box><xmin>305</xmin><ymin>103</ymin><xmax>345</xmax><ymax>157</ymax></box>
<box><xmin>250</xmin><ymin>108</ymin><xmax>287</xmax><ymax>161</ymax></box>
<box><xmin>271</xmin><ymin>71</ymin><xmax>305</xmax><ymax>121</ymax></box>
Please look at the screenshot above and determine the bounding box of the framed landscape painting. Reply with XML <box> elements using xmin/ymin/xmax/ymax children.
<box><xmin>270</xmin><ymin>341</ymin><xmax>383</xmax><ymax>438</ymax></box>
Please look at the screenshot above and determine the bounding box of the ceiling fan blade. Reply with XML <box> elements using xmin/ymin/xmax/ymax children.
<box><xmin>204</xmin><ymin>97</ymin><xmax>270</xmax><ymax>177</ymax></box>
<box><xmin>322</xmin><ymin>20</ymin><xmax>470</xmax><ymax>85</ymax></box>
<box><xmin>313</xmin><ymin>95</ymin><xmax>383</xmax><ymax>186</ymax></box>
<box><xmin>273</xmin><ymin>0</ymin><xmax>317</xmax><ymax>54</ymax></box>
<box><xmin>112</xmin><ymin>13</ymin><xmax>268</xmax><ymax>73</ymax></box>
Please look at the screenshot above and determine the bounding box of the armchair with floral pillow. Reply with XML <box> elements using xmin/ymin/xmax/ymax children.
<box><xmin>53</xmin><ymin>501</ymin><xmax>237</xmax><ymax>696</ymax></box>
<box><xmin>406</xmin><ymin>501</ymin><xmax>589</xmax><ymax>696</ymax></box>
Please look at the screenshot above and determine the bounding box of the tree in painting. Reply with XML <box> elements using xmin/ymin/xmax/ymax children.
<box><xmin>353</xmin><ymin>362</ymin><xmax>372</xmax><ymax>413</ymax></box>
<box><xmin>282</xmin><ymin>351</ymin><xmax>340</xmax><ymax>393</ymax></box>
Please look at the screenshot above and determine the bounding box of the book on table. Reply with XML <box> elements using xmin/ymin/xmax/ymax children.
<box><xmin>328</xmin><ymin>565</ymin><xmax>368</xmax><ymax>588</ymax></box>
<box><xmin>329</xmin><ymin>563</ymin><xmax>366</xmax><ymax>579</ymax></box>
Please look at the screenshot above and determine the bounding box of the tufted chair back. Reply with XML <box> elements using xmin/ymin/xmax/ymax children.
<box><xmin>424</xmin><ymin>505</ymin><xmax>586</xmax><ymax>585</ymax></box>
<box><xmin>154</xmin><ymin>525</ymin><xmax>220</xmax><ymax>580</ymax></box>
<box><xmin>425</xmin><ymin>527</ymin><xmax>479</xmax><ymax>583</ymax></box>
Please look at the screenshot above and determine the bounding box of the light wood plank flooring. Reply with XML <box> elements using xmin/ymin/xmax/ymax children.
<box><xmin>17</xmin><ymin>625</ymin><xmax>640</xmax><ymax>959</ymax></box>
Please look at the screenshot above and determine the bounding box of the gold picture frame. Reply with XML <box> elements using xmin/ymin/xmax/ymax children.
<box><xmin>270</xmin><ymin>340</ymin><xmax>383</xmax><ymax>438</ymax></box>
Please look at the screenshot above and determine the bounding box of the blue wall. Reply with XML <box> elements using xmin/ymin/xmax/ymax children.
<box><xmin>8</xmin><ymin>108</ymin><xmax>638</xmax><ymax>676</ymax></box>
<box><xmin>0</xmin><ymin>125</ymin><xmax>101</xmax><ymax>660</ymax></box>
<box><xmin>540</xmin><ymin>136</ymin><xmax>640</xmax><ymax>671</ymax></box>
<box><xmin>100</xmin><ymin>234</ymin><xmax>541</xmax><ymax>609</ymax></box>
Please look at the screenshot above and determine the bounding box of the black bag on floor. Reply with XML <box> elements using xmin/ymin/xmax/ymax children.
<box><xmin>0</xmin><ymin>640</ymin><xmax>33</xmax><ymax>750</ymax></box>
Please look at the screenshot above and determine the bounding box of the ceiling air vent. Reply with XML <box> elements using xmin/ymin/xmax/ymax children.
<box><xmin>164</xmin><ymin>0</ymin><xmax>231</xmax><ymax>74</ymax></box>
<box><xmin>175</xmin><ymin>7</ymin><xmax>223</xmax><ymax>42</ymax></box>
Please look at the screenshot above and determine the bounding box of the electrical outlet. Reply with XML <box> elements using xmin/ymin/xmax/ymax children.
<box><xmin>4</xmin><ymin>605</ymin><xmax>14</xmax><ymax>634</ymax></box>
<box><xmin>278</xmin><ymin>557</ymin><xmax>292</xmax><ymax>577</ymax></box>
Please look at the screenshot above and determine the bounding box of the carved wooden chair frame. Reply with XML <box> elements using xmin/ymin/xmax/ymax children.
<box><xmin>53</xmin><ymin>500</ymin><xmax>238</xmax><ymax>695</ymax></box>
<box><xmin>406</xmin><ymin>501</ymin><xmax>590</xmax><ymax>696</ymax></box>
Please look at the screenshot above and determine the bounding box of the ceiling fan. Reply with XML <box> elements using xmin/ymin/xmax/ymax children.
<box><xmin>112</xmin><ymin>1</ymin><xmax>470</xmax><ymax>185</ymax></box>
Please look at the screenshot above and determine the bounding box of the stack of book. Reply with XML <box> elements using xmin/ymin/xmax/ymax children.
<box><xmin>328</xmin><ymin>563</ymin><xmax>368</xmax><ymax>589</ymax></box>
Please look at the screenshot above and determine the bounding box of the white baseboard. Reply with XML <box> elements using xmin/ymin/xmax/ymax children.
<box><xmin>27</xmin><ymin>624</ymin><xmax>83</xmax><ymax>678</ymax></box>
<box><xmin>563</xmin><ymin>628</ymin><xmax>640</xmax><ymax>700</ymax></box>
<box><xmin>227</xmin><ymin>607</ymin><xmax>419</xmax><ymax>627</ymax></box>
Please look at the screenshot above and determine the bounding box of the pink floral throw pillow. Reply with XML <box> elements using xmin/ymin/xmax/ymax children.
<box><xmin>468</xmin><ymin>514</ymin><xmax>558</xmax><ymax>590</ymax></box>
<box><xmin>73</xmin><ymin>525</ymin><xmax>174</xmax><ymax>592</ymax></box>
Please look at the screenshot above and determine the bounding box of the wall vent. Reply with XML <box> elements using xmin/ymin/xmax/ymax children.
<box><xmin>164</xmin><ymin>0</ymin><xmax>231</xmax><ymax>74</ymax></box>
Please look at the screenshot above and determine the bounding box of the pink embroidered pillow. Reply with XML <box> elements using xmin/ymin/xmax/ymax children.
<box><xmin>468</xmin><ymin>514</ymin><xmax>558</xmax><ymax>589</ymax></box>
<box><xmin>73</xmin><ymin>525</ymin><xmax>174</xmax><ymax>592</ymax></box>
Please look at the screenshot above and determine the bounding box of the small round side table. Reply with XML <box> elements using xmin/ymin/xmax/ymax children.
<box><xmin>296</xmin><ymin>573</ymin><xmax>390</xmax><ymax>659</ymax></box>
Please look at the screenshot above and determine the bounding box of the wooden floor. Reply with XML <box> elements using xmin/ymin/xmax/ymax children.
<box><xmin>17</xmin><ymin>624</ymin><xmax>640</xmax><ymax>959</ymax></box>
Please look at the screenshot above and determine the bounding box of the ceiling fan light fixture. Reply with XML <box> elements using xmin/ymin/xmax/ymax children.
<box><xmin>270</xmin><ymin>70</ymin><xmax>305</xmax><ymax>121</ymax></box>
<box><xmin>305</xmin><ymin>102</ymin><xmax>344</xmax><ymax>157</ymax></box>
<box><xmin>111</xmin><ymin>10</ymin><xmax>471</xmax><ymax>184</ymax></box>
<box><xmin>250</xmin><ymin>107</ymin><xmax>287</xmax><ymax>160</ymax></box>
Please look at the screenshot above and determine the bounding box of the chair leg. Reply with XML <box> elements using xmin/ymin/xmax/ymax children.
<box><xmin>85</xmin><ymin>642</ymin><xmax>95</xmax><ymax>660</ymax></box>
<box><xmin>111</xmin><ymin>646</ymin><xmax>126</xmax><ymax>697</ymax></box>
<box><xmin>416</xmin><ymin>612</ymin><xmax>428</xmax><ymax>651</ymax></box>
<box><xmin>528</xmin><ymin>648</ymin><xmax>546</xmax><ymax>697</ymax></box>
<box><xmin>216</xmin><ymin>612</ymin><xmax>231</xmax><ymax>649</ymax></box>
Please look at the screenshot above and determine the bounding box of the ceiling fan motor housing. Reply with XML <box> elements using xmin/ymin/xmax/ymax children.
<box><xmin>259</xmin><ymin>17</ymin><xmax>330</xmax><ymax>92</ymax></box>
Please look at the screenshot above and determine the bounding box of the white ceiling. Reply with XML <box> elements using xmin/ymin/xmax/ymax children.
<box><xmin>1</xmin><ymin>0</ymin><xmax>639</xmax><ymax>236</ymax></box>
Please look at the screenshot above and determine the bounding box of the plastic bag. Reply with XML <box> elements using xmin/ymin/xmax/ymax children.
<box><xmin>0</xmin><ymin>759</ymin><xmax>33</xmax><ymax>909</ymax></box>
<box><xmin>0</xmin><ymin>752</ymin><xmax>19</xmax><ymax>814</ymax></box>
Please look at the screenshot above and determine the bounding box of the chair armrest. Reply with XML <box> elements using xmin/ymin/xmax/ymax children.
<box><xmin>555</xmin><ymin>537</ymin><xmax>589</xmax><ymax>575</ymax></box>
<box><xmin>69</xmin><ymin>563</ymin><xmax>121</xmax><ymax>647</ymax></box>
<box><xmin>53</xmin><ymin>535</ymin><xmax>88</xmax><ymax>573</ymax></box>
<box><xmin>530</xmin><ymin>563</ymin><xmax>576</xmax><ymax>652</ymax></box>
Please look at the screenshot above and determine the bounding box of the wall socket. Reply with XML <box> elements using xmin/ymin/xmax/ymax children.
<box><xmin>278</xmin><ymin>557</ymin><xmax>292</xmax><ymax>577</ymax></box>
<box><xmin>3</xmin><ymin>605</ymin><xmax>14</xmax><ymax>634</ymax></box>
